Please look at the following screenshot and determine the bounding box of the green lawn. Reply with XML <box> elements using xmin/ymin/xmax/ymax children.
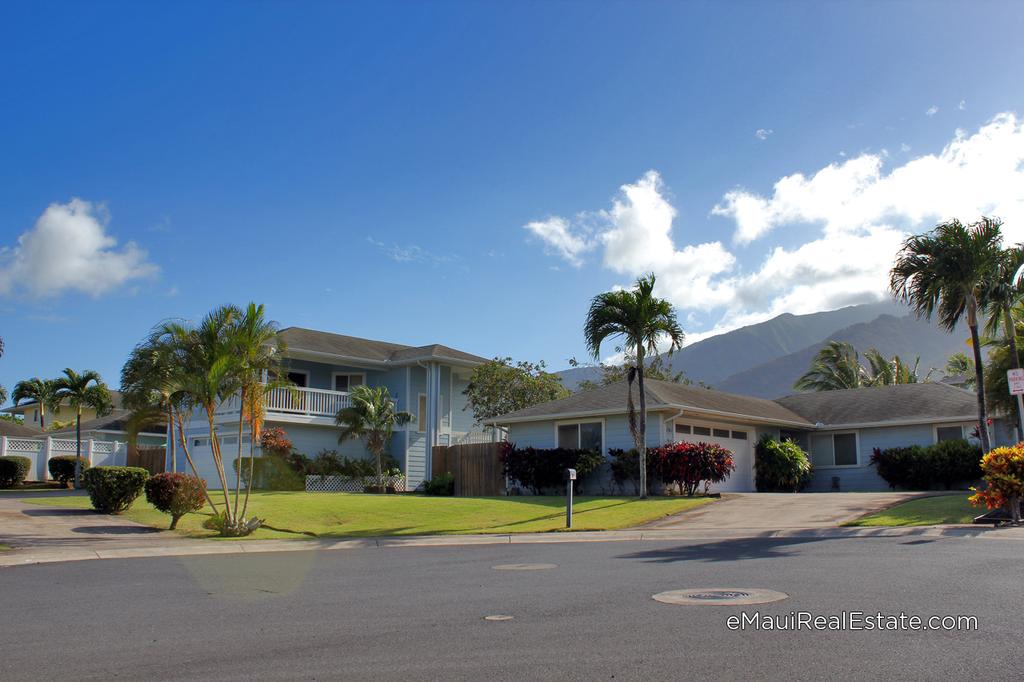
<box><xmin>845</xmin><ymin>494</ymin><xmax>979</xmax><ymax>527</ymax></box>
<box><xmin>23</xmin><ymin>492</ymin><xmax>712</xmax><ymax>539</ymax></box>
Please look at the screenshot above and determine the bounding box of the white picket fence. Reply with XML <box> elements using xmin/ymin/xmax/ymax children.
<box><xmin>0</xmin><ymin>436</ymin><xmax>129</xmax><ymax>482</ymax></box>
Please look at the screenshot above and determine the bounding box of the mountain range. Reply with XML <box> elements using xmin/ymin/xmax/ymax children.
<box><xmin>556</xmin><ymin>300</ymin><xmax>969</xmax><ymax>399</ymax></box>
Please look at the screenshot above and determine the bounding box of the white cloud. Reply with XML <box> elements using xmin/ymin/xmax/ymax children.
<box><xmin>523</xmin><ymin>216</ymin><xmax>594</xmax><ymax>267</ymax></box>
<box><xmin>366</xmin><ymin>237</ymin><xmax>453</xmax><ymax>265</ymax></box>
<box><xmin>926</xmin><ymin>105</ymin><xmax>939</xmax><ymax>117</ymax></box>
<box><xmin>959</xmin><ymin>100</ymin><xmax>967</xmax><ymax>110</ymax></box>
<box><xmin>755</xmin><ymin>128</ymin><xmax>773</xmax><ymax>140</ymax></box>
<box><xmin>900</xmin><ymin>142</ymin><xmax>911</xmax><ymax>153</ymax></box>
<box><xmin>0</xmin><ymin>199</ymin><xmax>158</xmax><ymax>298</ymax></box>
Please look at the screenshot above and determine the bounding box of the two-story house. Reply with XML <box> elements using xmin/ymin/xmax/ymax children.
<box><xmin>175</xmin><ymin>327</ymin><xmax>490</xmax><ymax>489</ymax></box>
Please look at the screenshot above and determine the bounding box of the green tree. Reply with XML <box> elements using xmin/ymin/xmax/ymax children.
<box><xmin>121</xmin><ymin>332</ymin><xmax>187</xmax><ymax>473</ymax></box>
<box><xmin>794</xmin><ymin>341</ymin><xmax>865</xmax><ymax>391</ymax></box>
<box><xmin>570</xmin><ymin>347</ymin><xmax>699</xmax><ymax>392</ymax></box>
<box><xmin>464</xmin><ymin>357</ymin><xmax>569</xmax><ymax>424</ymax></box>
<box><xmin>890</xmin><ymin>217</ymin><xmax>1004</xmax><ymax>452</ymax></box>
<box><xmin>862</xmin><ymin>349</ymin><xmax>927</xmax><ymax>386</ymax></box>
<box><xmin>335</xmin><ymin>384</ymin><xmax>412</xmax><ymax>492</ymax></box>
<box><xmin>11</xmin><ymin>378</ymin><xmax>61</xmax><ymax>430</ymax></box>
<box><xmin>584</xmin><ymin>273</ymin><xmax>684</xmax><ymax>499</ymax></box>
<box><xmin>945</xmin><ymin>351</ymin><xmax>975</xmax><ymax>387</ymax></box>
<box><xmin>53</xmin><ymin>368</ymin><xmax>113</xmax><ymax>488</ymax></box>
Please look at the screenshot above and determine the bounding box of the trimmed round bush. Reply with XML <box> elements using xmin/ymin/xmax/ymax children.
<box><xmin>144</xmin><ymin>472</ymin><xmax>207</xmax><ymax>529</ymax></box>
<box><xmin>0</xmin><ymin>456</ymin><xmax>32</xmax><ymax>488</ymax></box>
<box><xmin>82</xmin><ymin>466</ymin><xmax>149</xmax><ymax>514</ymax></box>
<box><xmin>755</xmin><ymin>436</ymin><xmax>813</xmax><ymax>492</ymax></box>
<box><xmin>48</xmin><ymin>455</ymin><xmax>90</xmax><ymax>488</ymax></box>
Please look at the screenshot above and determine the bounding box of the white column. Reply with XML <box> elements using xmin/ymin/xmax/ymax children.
<box><xmin>87</xmin><ymin>439</ymin><xmax>95</xmax><ymax>466</ymax></box>
<box><xmin>0</xmin><ymin>435</ymin><xmax>6</xmax><ymax>458</ymax></box>
<box><xmin>43</xmin><ymin>436</ymin><xmax>52</xmax><ymax>481</ymax></box>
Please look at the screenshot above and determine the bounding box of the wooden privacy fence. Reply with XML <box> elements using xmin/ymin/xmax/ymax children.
<box><xmin>431</xmin><ymin>442</ymin><xmax>505</xmax><ymax>497</ymax></box>
<box><xmin>128</xmin><ymin>446</ymin><xmax>167</xmax><ymax>476</ymax></box>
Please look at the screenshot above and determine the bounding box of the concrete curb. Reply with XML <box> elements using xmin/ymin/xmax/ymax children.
<box><xmin>4</xmin><ymin>523</ymin><xmax>1023</xmax><ymax>568</ymax></box>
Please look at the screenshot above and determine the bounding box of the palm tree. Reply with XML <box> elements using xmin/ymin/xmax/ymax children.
<box><xmin>584</xmin><ymin>273</ymin><xmax>684</xmax><ymax>499</ymax></box>
<box><xmin>862</xmin><ymin>349</ymin><xmax>927</xmax><ymax>386</ymax></box>
<box><xmin>336</xmin><ymin>385</ymin><xmax>412</xmax><ymax>492</ymax></box>
<box><xmin>229</xmin><ymin>303</ymin><xmax>285</xmax><ymax>521</ymax></box>
<box><xmin>890</xmin><ymin>218</ymin><xmax>1004</xmax><ymax>452</ymax></box>
<box><xmin>794</xmin><ymin>341</ymin><xmax>864</xmax><ymax>391</ymax></box>
<box><xmin>121</xmin><ymin>333</ymin><xmax>183</xmax><ymax>472</ymax></box>
<box><xmin>980</xmin><ymin>232</ymin><xmax>1024</xmax><ymax>436</ymax></box>
<box><xmin>0</xmin><ymin>336</ymin><xmax>6</xmax><ymax>405</ymax></box>
<box><xmin>11</xmin><ymin>378</ymin><xmax>61</xmax><ymax>430</ymax></box>
<box><xmin>54</xmin><ymin>368</ymin><xmax>113</xmax><ymax>488</ymax></box>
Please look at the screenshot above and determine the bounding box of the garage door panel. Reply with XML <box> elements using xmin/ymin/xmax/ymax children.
<box><xmin>676</xmin><ymin>426</ymin><xmax>754</xmax><ymax>492</ymax></box>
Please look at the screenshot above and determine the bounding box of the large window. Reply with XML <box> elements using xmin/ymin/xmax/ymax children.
<box><xmin>333</xmin><ymin>373</ymin><xmax>365</xmax><ymax>393</ymax></box>
<box><xmin>810</xmin><ymin>432</ymin><xmax>858</xmax><ymax>467</ymax></box>
<box><xmin>557</xmin><ymin>422</ymin><xmax>602</xmax><ymax>452</ymax></box>
<box><xmin>417</xmin><ymin>394</ymin><xmax>427</xmax><ymax>433</ymax></box>
<box><xmin>936</xmin><ymin>425</ymin><xmax>965</xmax><ymax>442</ymax></box>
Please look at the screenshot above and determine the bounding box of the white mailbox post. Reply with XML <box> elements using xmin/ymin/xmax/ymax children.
<box><xmin>566</xmin><ymin>468</ymin><xmax>577</xmax><ymax>529</ymax></box>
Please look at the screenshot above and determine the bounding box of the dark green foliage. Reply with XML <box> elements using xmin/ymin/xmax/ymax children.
<box><xmin>870</xmin><ymin>440</ymin><xmax>982</xmax><ymax>490</ymax></box>
<box><xmin>0</xmin><ymin>456</ymin><xmax>32</xmax><ymax>488</ymax></box>
<box><xmin>500</xmin><ymin>443</ymin><xmax>605</xmax><ymax>495</ymax></box>
<box><xmin>144</xmin><ymin>472</ymin><xmax>207</xmax><ymax>529</ymax></box>
<box><xmin>754</xmin><ymin>435</ymin><xmax>813</xmax><ymax>492</ymax></box>
<box><xmin>233</xmin><ymin>456</ymin><xmax>304</xmax><ymax>491</ymax></box>
<box><xmin>607</xmin><ymin>448</ymin><xmax>640</xmax><ymax>495</ymax></box>
<box><xmin>83</xmin><ymin>466</ymin><xmax>149</xmax><ymax>513</ymax></box>
<box><xmin>48</xmin><ymin>456</ymin><xmax>89</xmax><ymax>488</ymax></box>
<box><xmin>307</xmin><ymin>449</ymin><xmax>398</xmax><ymax>479</ymax></box>
<box><xmin>423</xmin><ymin>472</ymin><xmax>455</xmax><ymax>496</ymax></box>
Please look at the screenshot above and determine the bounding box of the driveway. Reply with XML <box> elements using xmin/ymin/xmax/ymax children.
<box><xmin>643</xmin><ymin>491</ymin><xmax>937</xmax><ymax>530</ymax></box>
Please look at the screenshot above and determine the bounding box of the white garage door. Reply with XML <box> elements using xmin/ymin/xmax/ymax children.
<box><xmin>674</xmin><ymin>421</ymin><xmax>754</xmax><ymax>492</ymax></box>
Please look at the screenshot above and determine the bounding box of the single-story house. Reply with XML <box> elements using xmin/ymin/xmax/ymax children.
<box><xmin>47</xmin><ymin>412</ymin><xmax>167</xmax><ymax>448</ymax></box>
<box><xmin>0</xmin><ymin>419</ymin><xmax>44</xmax><ymax>438</ymax></box>
<box><xmin>3</xmin><ymin>390</ymin><xmax>128</xmax><ymax>428</ymax></box>
<box><xmin>488</xmin><ymin>379</ymin><xmax>1008</xmax><ymax>493</ymax></box>
<box><xmin>172</xmin><ymin>327</ymin><xmax>490</xmax><ymax>489</ymax></box>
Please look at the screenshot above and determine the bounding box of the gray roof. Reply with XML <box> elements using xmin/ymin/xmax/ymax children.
<box><xmin>0</xmin><ymin>419</ymin><xmax>45</xmax><ymax>437</ymax></box>
<box><xmin>774</xmin><ymin>382</ymin><xmax>979</xmax><ymax>427</ymax></box>
<box><xmin>49</xmin><ymin>410</ymin><xmax>166</xmax><ymax>437</ymax></box>
<box><xmin>277</xmin><ymin>328</ymin><xmax>488</xmax><ymax>366</ymax></box>
<box><xmin>491</xmin><ymin>379</ymin><xmax>814</xmax><ymax>427</ymax></box>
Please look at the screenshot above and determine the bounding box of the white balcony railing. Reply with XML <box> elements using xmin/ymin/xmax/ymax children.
<box><xmin>264</xmin><ymin>385</ymin><xmax>353</xmax><ymax>418</ymax></box>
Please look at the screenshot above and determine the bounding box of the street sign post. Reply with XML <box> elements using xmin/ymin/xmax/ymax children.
<box><xmin>566</xmin><ymin>468</ymin><xmax>576</xmax><ymax>528</ymax></box>
<box><xmin>1008</xmin><ymin>369</ymin><xmax>1024</xmax><ymax>442</ymax></box>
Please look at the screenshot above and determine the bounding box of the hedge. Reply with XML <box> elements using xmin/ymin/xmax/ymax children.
<box><xmin>870</xmin><ymin>439</ymin><xmax>982</xmax><ymax>490</ymax></box>
<box><xmin>648</xmin><ymin>441</ymin><xmax>735</xmax><ymax>496</ymax></box>
<box><xmin>232</xmin><ymin>455</ymin><xmax>304</xmax><ymax>491</ymax></box>
<box><xmin>145</xmin><ymin>472</ymin><xmax>207</xmax><ymax>529</ymax></box>
<box><xmin>48</xmin><ymin>455</ymin><xmax>90</xmax><ymax>488</ymax></box>
<box><xmin>0</xmin><ymin>456</ymin><xmax>32</xmax><ymax>488</ymax></box>
<box><xmin>82</xmin><ymin>466</ymin><xmax>149</xmax><ymax>513</ymax></box>
<box><xmin>501</xmin><ymin>443</ymin><xmax>604</xmax><ymax>494</ymax></box>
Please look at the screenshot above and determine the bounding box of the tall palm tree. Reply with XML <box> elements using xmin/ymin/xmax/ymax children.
<box><xmin>54</xmin><ymin>368</ymin><xmax>113</xmax><ymax>488</ymax></box>
<box><xmin>794</xmin><ymin>341</ymin><xmax>864</xmax><ymax>391</ymax></box>
<box><xmin>229</xmin><ymin>303</ymin><xmax>285</xmax><ymax>521</ymax></box>
<box><xmin>12</xmin><ymin>378</ymin><xmax>61</xmax><ymax>430</ymax></box>
<box><xmin>862</xmin><ymin>349</ymin><xmax>926</xmax><ymax>386</ymax></box>
<box><xmin>121</xmin><ymin>333</ymin><xmax>183</xmax><ymax>472</ymax></box>
<box><xmin>890</xmin><ymin>218</ymin><xmax>1003</xmax><ymax>452</ymax></box>
<box><xmin>980</xmin><ymin>233</ymin><xmax>1024</xmax><ymax>436</ymax></box>
<box><xmin>336</xmin><ymin>385</ymin><xmax>412</xmax><ymax>492</ymax></box>
<box><xmin>152</xmin><ymin>306</ymin><xmax>247</xmax><ymax>532</ymax></box>
<box><xmin>584</xmin><ymin>273</ymin><xmax>684</xmax><ymax>499</ymax></box>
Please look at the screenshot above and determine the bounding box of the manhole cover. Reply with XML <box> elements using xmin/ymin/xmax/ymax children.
<box><xmin>492</xmin><ymin>563</ymin><xmax>558</xmax><ymax>571</ymax></box>
<box><xmin>652</xmin><ymin>588</ymin><xmax>789</xmax><ymax>605</ymax></box>
<box><xmin>484</xmin><ymin>614</ymin><xmax>514</xmax><ymax>621</ymax></box>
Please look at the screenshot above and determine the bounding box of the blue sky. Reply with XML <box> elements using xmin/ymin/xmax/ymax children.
<box><xmin>2</xmin><ymin>0</ymin><xmax>1023</xmax><ymax>400</ymax></box>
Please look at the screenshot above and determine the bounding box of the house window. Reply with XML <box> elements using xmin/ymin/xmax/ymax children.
<box><xmin>556</xmin><ymin>422</ymin><xmax>603</xmax><ymax>452</ymax></box>
<box><xmin>417</xmin><ymin>394</ymin><xmax>427</xmax><ymax>432</ymax></box>
<box><xmin>810</xmin><ymin>432</ymin><xmax>858</xmax><ymax>467</ymax></box>
<box><xmin>731</xmin><ymin>431</ymin><xmax>748</xmax><ymax>440</ymax></box>
<box><xmin>713</xmin><ymin>428</ymin><xmax>730</xmax><ymax>438</ymax></box>
<box><xmin>936</xmin><ymin>426</ymin><xmax>965</xmax><ymax>442</ymax></box>
<box><xmin>287</xmin><ymin>371</ymin><xmax>308</xmax><ymax>388</ymax></box>
<box><xmin>693</xmin><ymin>426</ymin><xmax>711</xmax><ymax>436</ymax></box>
<box><xmin>33</xmin><ymin>409</ymin><xmax>38</xmax><ymax>423</ymax></box>
<box><xmin>675</xmin><ymin>424</ymin><xmax>691</xmax><ymax>435</ymax></box>
<box><xmin>333</xmin><ymin>374</ymin><xmax>365</xmax><ymax>393</ymax></box>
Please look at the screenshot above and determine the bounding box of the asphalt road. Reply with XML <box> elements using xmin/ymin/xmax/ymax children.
<box><xmin>1</xmin><ymin>534</ymin><xmax>1020</xmax><ymax>681</ymax></box>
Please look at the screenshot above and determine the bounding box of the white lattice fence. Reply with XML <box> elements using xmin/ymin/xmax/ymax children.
<box><xmin>0</xmin><ymin>436</ymin><xmax>128</xmax><ymax>480</ymax></box>
<box><xmin>305</xmin><ymin>475</ymin><xmax>407</xmax><ymax>493</ymax></box>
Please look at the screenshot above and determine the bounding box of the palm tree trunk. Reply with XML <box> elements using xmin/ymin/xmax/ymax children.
<box><xmin>968</xmin><ymin>318</ymin><xmax>991</xmax><ymax>452</ymax></box>
<box><xmin>241</xmin><ymin>417</ymin><xmax>257</xmax><ymax>520</ymax></box>
<box><xmin>636</xmin><ymin>347</ymin><xmax>648</xmax><ymax>500</ymax></box>
<box><xmin>74</xmin><ymin>409</ymin><xmax>82</xmax><ymax>489</ymax></box>
<box><xmin>167</xmin><ymin>405</ymin><xmax>176</xmax><ymax>473</ymax></box>
<box><xmin>233</xmin><ymin>386</ymin><xmax>245</xmax><ymax>521</ymax></box>
<box><xmin>206</xmin><ymin>411</ymin><xmax>234</xmax><ymax>523</ymax></box>
<box><xmin>40</xmin><ymin>406</ymin><xmax>45</xmax><ymax>431</ymax></box>
<box><xmin>1003</xmin><ymin>304</ymin><xmax>1024</xmax><ymax>439</ymax></box>
<box><xmin>175</xmin><ymin>410</ymin><xmax>217</xmax><ymax>511</ymax></box>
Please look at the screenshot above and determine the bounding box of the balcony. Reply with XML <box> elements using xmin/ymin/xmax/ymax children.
<box><xmin>264</xmin><ymin>385</ymin><xmax>353</xmax><ymax>419</ymax></box>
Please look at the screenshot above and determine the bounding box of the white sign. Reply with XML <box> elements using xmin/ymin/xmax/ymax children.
<box><xmin>567</xmin><ymin>468</ymin><xmax>577</xmax><ymax>481</ymax></box>
<box><xmin>1008</xmin><ymin>369</ymin><xmax>1024</xmax><ymax>396</ymax></box>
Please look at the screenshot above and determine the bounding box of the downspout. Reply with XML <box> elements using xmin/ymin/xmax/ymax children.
<box><xmin>664</xmin><ymin>408</ymin><xmax>686</xmax><ymax>442</ymax></box>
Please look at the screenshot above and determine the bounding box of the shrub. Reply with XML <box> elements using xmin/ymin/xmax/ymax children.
<box><xmin>0</xmin><ymin>456</ymin><xmax>32</xmax><ymax>488</ymax></box>
<box><xmin>871</xmin><ymin>440</ymin><xmax>981</xmax><ymax>491</ymax></box>
<box><xmin>500</xmin><ymin>443</ymin><xmax>605</xmax><ymax>494</ymax></box>
<box><xmin>969</xmin><ymin>444</ymin><xmax>1024</xmax><ymax>514</ymax></box>
<box><xmin>233</xmin><ymin>456</ymin><xmax>304</xmax><ymax>491</ymax></box>
<box><xmin>48</xmin><ymin>455</ymin><xmax>89</xmax><ymax>488</ymax></box>
<box><xmin>424</xmin><ymin>472</ymin><xmax>455</xmax><ymax>496</ymax></box>
<box><xmin>259</xmin><ymin>427</ymin><xmax>293</xmax><ymax>456</ymax></box>
<box><xmin>307</xmin><ymin>450</ymin><xmax>385</xmax><ymax>479</ymax></box>
<box><xmin>82</xmin><ymin>466</ymin><xmax>149</xmax><ymax>513</ymax></box>
<box><xmin>608</xmin><ymin>448</ymin><xmax>640</xmax><ymax>495</ymax></box>
<box><xmin>648</xmin><ymin>441</ymin><xmax>735</xmax><ymax>496</ymax></box>
<box><xmin>755</xmin><ymin>436</ymin><xmax>812</xmax><ymax>492</ymax></box>
<box><xmin>144</xmin><ymin>472</ymin><xmax>207</xmax><ymax>529</ymax></box>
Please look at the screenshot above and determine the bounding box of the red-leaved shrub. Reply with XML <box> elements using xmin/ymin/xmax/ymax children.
<box><xmin>144</xmin><ymin>472</ymin><xmax>207</xmax><ymax>529</ymax></box>
<box><xmin>649</xmin><ymin>442</ymin><xmax>735</xmax><ymax>496</ymax></box>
